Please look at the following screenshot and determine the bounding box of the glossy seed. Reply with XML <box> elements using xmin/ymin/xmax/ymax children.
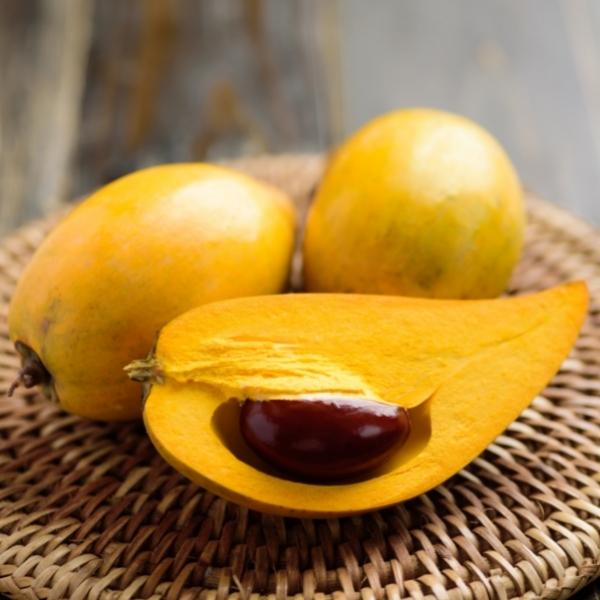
<box><xmin>240</xmin><ymin>397</ymin><xmax>410</xmax><ymax>481</ymax></box>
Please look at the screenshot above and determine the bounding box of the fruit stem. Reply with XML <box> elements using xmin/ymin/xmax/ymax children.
<box><xmin>124</xmin><ymin>357</ymin><xmax>163</xmax><ymax>384</ymax></box>
<box><xmin>7</xmin><ymin>343</ymin><xmax>51</xmax><ymax>397</ymax></box>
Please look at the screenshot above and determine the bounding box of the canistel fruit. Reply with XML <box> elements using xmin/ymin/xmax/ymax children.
<box><xmin>8</xmin><ymin>164</ymin><xmax>296</xmax><ymax>420</ymax></box>
<box><xmin>131</xmin><ymin>282</ymin><xmax>587</xmax><ymax>517</ymax></box>
<box><xmin>303</xmin><ymin>108</ymin><xmax>525</xmax><ymax>299</ymax></box>
<box><xmin>240</xmin><ymin>398</ymin><xmax>411</xmax><ymax>481</ymax></box>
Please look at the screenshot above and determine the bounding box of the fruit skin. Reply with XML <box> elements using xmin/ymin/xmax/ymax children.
<box><xmin>303</xmin><ymin>108</ymin><xmax>525</xmax><ymax>299</ymax></box>
<box><xmin>8</xmin><ymin>163</ymin><xmax>296</xmax><ymax>421</ymax></box>
<box><xmin>137</xmin><ymin>281</ymin><xmax>588</xmax><ymax>517</ymax></box>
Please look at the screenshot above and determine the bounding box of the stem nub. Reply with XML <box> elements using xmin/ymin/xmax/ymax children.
<box><xmin>8</xmin><ymin>342</ymin><xmax>51</xmax><ymax>397</ymax></box>
<box><xmin>124</xmin><ymin>357</ymin><xmax>163</xmax><ymax>384</ymax></box>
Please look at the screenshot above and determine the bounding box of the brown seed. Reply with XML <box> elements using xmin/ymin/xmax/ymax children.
<box><xmin>240</xmin><ymin>397</ymin><xmax>410</xmax><ymax>481</ymax></box>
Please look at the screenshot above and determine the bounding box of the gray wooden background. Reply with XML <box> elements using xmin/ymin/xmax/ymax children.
<box><xmin>1</xmin><ymin>0</ymin><xmax>599</xmax><ymax>235</ymax></box>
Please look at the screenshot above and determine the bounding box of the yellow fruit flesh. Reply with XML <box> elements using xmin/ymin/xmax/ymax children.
<box><xmin>143</xmin><ymin>282</ymin><xmax>588</xmax><ymax>516</ymax></box>
<box><xmin>304</xmin><ymin>109</ymin><xmax>525</xmax><ymax>298</ymax></box>
<box><xmin>8</xmin><ymin>164</ymin><xmax>295</xmax><ymax>420</ymax></box>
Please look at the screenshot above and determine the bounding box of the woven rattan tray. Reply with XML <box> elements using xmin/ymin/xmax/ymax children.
<box><xmin>0</xmin><ymin>155</ymin><xmax>599</xmax><ymax>600</ymax></box>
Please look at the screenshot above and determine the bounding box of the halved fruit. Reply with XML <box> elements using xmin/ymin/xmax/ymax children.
<box><xmin>131</xmin><ymin>282</ymin><xmax>588</xmax><ymax>517</ymax></box>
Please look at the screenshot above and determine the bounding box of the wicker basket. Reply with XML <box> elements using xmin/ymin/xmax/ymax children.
<box><xmin>0</xmin><ymin>155</ymin><xmax>599</xmax><ymax>600</ymax></box>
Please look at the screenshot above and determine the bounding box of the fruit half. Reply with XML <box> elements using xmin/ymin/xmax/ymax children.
<box><xmin>131</xmin><ymin>282</ymin><xmax>588</xmax><ymax>517</ymax></box>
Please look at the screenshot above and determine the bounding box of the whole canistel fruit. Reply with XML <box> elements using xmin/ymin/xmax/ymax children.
<box><xmin>303</xmin><ymin>108</ymin><xmax>525</xmax><ymax>299</ymax></box>
<box><xmin>8</xmin><ymin>163</ymin><xmax>296</xmax><ymax>420</ymax></box>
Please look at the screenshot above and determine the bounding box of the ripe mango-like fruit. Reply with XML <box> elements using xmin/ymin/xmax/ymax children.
<box><xmin>131</xmin><ymin>281</ymin><xmax>588</xmax><ymax>517</ymax></box>
<box><xmin>8</xmin><ymin>164</ymin><xmax>295</xmax><ymax>420</ymax></box>
<box><xmin>303</xmin><ymin>108</ymin><xmax>525</xmax><ymax>298</ymax></box>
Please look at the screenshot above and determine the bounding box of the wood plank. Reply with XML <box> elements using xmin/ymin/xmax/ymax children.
<box><xmin>3</xmin><ymin>0</ymin><xmax>600</xmax><ymax>231</ymax></box>
<box><xmin>0</xmin><ymin>0</ymin><xmax>334</xmax><ymax>228</ymax></box>
<box><xmin>70</xmin><ymin>0</ymin><xmax>334</xmax><ymax>199</ymax></box>
<box><xmin>0</xmin><ymin>0</ymin><xmax>92</xmax><ymax>233</ymax></box>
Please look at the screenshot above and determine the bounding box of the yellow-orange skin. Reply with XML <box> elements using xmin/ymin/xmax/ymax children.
<box><xmin>8</xmin><ymin>164</ymin><xmax>296</xmax><ymax>420</ymax></box>
<box><xmin>304</xmin><ymin>108</ymin><xmax>525</xmax><ymax>298</ymax></box>
<box><xmin>143</xmin><ymin>282</ymin><xmax>587</xmax><ymax>517</ymax></box>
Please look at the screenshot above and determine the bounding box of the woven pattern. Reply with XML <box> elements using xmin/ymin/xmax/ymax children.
<box><xmin>0</xmin><ymin>155</ymin><xmax>599</xmax><ymax>600</ymax></box>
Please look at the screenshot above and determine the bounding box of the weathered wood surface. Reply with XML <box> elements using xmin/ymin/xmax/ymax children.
<box><xmin>0</xmin><ymin>0</ymin><xmax>92</xmax><ymax>230</ymax></box>
<box><xmin>3</xmin><ymin>0</ymin><xmax>600</xmax><ymax>235</ymax></box>
<box><xmin>0</xmin><ymin>0</ymin><xmax>336</xmax><ymax>234</ymax></box>
<box><xmin>72</xmin><ymin>0</ymin><xmax>337</xmax><ymax>196</ymax></box>
<box><xmin>3</xmin><ymin>0</ymin><xmax>600</xmax><ymax>234</ymax></box>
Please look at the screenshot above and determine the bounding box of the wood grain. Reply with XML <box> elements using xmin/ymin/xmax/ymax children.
<box><xmin>0</xmin><ymin>0</ymin><xmax>91</xmax><ymax>233</ymax></box>
<box><xmin>12</xmin><ymin>0</ymin><xmax>334</xmax><ymax>237</ymax></box>
<box><xmin>3</xmin><ymin>0</ymin><xmax>600</xmax><ymax>233</ymax></box>
<box><xmin>71</xmin><ymin>0</ymin><xmax>335</xmax><ymax>201</ymax></box>
<box><xmin>0</xmin><ymin>0</ymin><xmax>335</xmax><ymax>234</ymax></box>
